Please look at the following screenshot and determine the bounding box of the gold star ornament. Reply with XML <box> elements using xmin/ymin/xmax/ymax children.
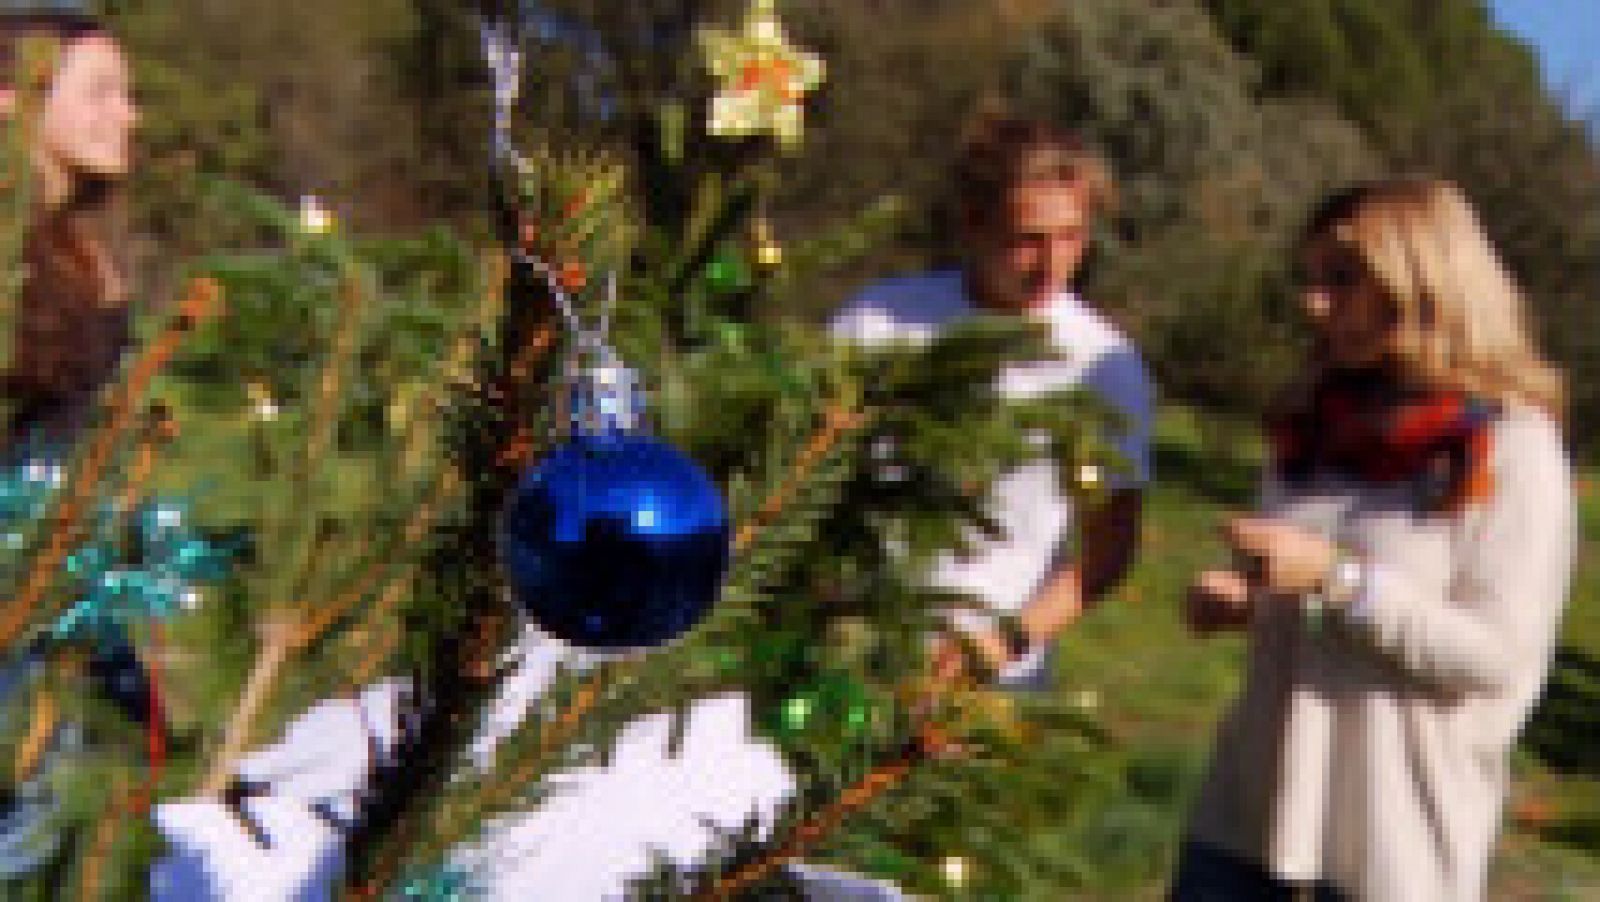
<box><xmin>698</xmin><ymin>0</ymin><xmax>826</xmax><ymax>151</ymax></box>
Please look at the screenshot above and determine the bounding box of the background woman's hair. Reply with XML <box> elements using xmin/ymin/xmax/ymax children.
<box><xmin>1300</xmin><ymin>176</ymin><xmax>1565</xmax><ymax>418</ymax></box>
<box><xmin>0</xmin><ymin>12</ymin><xmax>102</xmax><ymax>87</ymax></box>
<box><xmin>3</xmin><ymin>12</ymin><xmax>131</xmax><ymax>436</ymax></box>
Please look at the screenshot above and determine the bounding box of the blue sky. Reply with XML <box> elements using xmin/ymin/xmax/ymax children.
<box><xmin>1489</xmin><ymin>0</ymin><xmax>1599</xmax><ymax>111</ymax></box>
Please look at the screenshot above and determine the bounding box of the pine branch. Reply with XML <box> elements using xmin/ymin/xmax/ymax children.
<box><xmin>0</xmin><ymin>278</ymin><xmax>221</xmax><ymax>653</ymax></box>
<box><xmin>74</xmin><ymin>776</ymin><xmax>139</xmax><ymax>902</ymax></box>
<box><xmin>14</xmin><ymin>417</ymin><xmax>165</xmax><ymax>784</ymax></box>
<box><xmin>13</xmin><ymin>683</ymin><xmax>58</xmax><ymax>785</ymax></box>
<box><xmin>294</xmin><ymin>471</ymin><xmax>460</xmax><ymax>649</ymax></box>
<box><xmin>367</xmin><ymin>392</ymin><xmax>868</xmax><ymax>892</ymax></box>
<box><xmin>197</xmin><ymin>614</ymin><xmax>299</xmax><ymax>796</ymax></box>
<box><xmin>733</xmin><ymin>400</ymin><xmax>865</xmax><ymax>553</ymax></box>
<box><xmin>352</xmin><ymin>666</ymin><xmax>616</xmax><ymax>900</ymax></box>
<box><xmin>695</xmin><ymin>728</ymin><xmax>953</xmax><ymax>901</ymax></box>
<box><xmin>305</xmin><ymin>278</ymin><xmax>365</xmax><ymax>466</ymax></box>
<box><xmin>495</xmin><ymin>322</ymin><xmax>559</xmax><ymax>470</ymax></box>
<box><xmin>339</xmin><ymin>237</ymin><xmax>555</xmax><ymax>892</ymax></box>
<box><xmin>195</xmin><ymin>471</ymin><xmax>458</xmax><ymax>797</ymax></box>
<box><xmin>344</xmin><ymin>571</ymin><xmax>419</xmax><ymax>688</ymax></box>
<box><xmin>190</xmin><ymin>235</ymin><xmax>494</xmax><ymax>801</ymax></box>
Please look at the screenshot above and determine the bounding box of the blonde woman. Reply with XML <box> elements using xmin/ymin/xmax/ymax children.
<box><xmin>1175</xmin><ymin>178</ymin><xmax>1576</xmax><ymax>901</ymax></box>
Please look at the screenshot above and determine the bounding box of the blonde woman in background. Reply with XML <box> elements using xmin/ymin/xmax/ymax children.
<box><xmin>1175</xmin><ymin>177</ymin><xmax>1576</xmax><ymax>901</ymax></box>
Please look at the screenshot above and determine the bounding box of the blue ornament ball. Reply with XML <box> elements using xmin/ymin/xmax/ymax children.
<box><xmin>501</xmin><ymin>432</ymin><xmax>731</xmax><ymax>650</ymax></box>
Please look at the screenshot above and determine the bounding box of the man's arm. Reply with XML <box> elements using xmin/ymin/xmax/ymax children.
<box><xmin>959</xmin><ymin>487</ymin><xmax>1143</xmax><ymax>671</ymax></box>
<box><xmin>1028</xmin><ymin>486</ymin><xmax>1142</xmax><ymax>630</ymax></box>
<box><xmin>1018</xmin><ymin>342</ymin><xmax>1152</xmax><ymax>646</ymax></box>
<box><xmin>937</xmin><ymin>331</ymin><xmax>1155</xmax><ymax>677</ymax></box>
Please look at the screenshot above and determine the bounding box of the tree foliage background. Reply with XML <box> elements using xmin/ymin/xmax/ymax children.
<box><xmin>102</xmin><ymin>0</ymin><xmax>1600</xmax><ymax>456</ymax></box>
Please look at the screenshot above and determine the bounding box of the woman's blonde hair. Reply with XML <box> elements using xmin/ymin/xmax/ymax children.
<box><xmin>1303</xmin><ymin>177</ymin><xmax>1565</xmax><ymax>417</ymax></box>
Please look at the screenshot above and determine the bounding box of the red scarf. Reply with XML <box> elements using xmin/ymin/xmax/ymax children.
<box><xmin>1269</xmin><ymin>367</ymin><xmax>1498</xmax><ymax>513</ymax></box>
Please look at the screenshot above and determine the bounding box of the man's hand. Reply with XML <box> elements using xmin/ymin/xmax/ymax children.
<box><xmin>1184</xmin><ymin>569</ymin><xmax>1253</xmax><ymax>634</ymax></box>
<box><xmin>929</xmin><ymin>626</ymin><xmax>1012</xmax><ymax>685</ymax></box>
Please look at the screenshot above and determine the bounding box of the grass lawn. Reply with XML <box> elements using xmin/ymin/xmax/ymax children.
<box><xmin>1049</xmin><ymin>409</ymin><xmax>1600</xmax><ymax>899</ymax></box>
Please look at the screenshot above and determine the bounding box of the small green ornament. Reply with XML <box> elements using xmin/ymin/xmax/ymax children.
<box><xmin>822</xmin><ymin>674</ymin><xmax>875</xmax><ymax>739</ymax></box>
<box><xmin>703</xmin><ymin>248</ymin><xmax>752</xmax><ymax>294</ymax></box>
<box><xmin>771</xmin><ymin>673</ymin><xmax>877</xmax><ymax>740</ymax></box>
<box><xmin>844</xmin><ymin>699</ymin><xmax>873</xmax><ymax>734</ymax></box>
<box><xmin>780</xmin><ymin>694</ymin><xmax>815</xmax><ymax>733</ymax></box>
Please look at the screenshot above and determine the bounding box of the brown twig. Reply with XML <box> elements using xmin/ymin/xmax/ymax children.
<box><xmin>197</xmin><ymin>468</ymin><xmax>459</xmax><ymax>799</ymax></box>
<box><xmin>346</xmin><ymin>616</ymin><xmax>403</xmax><ymax>690</ymax></box>
<box><xmin>75</xmin><ymin>775</ymin><xmax>140</xmax><ymax>902</ymax></box>
<box><xmin>508</xmin><ymin>321</ymin><xmax>557</xmax><ymax>386</ymax></box>
<box><xmin>483</xmin><ymin>672</ymin><xmax>605</xmax><ymax>807</ymax></box>
<box><xmin>14</xmin><ymin>684</ymin><xmax>58</xmax><ymax>784</ymax></box>
<box><xmin>697</xmin><ymin>733</ymin><xmax>939</xmax><ymax>901</ymax></box>
<box><xmin>435</xmin><ymin>673</ymin><xmax>606</xmax><ymax>848</ymax></box>
<box><xmin>294</xmin><ymin>471</ymin><xmax>459</xmax><ymax>649</ymax></box>
<box><xmin>114</xmin><ymin>428</ymin><xmax>161</xmax><ymax>515</ymax></box>
<box><xmin>15</xmin><ymin>419</ymin><xmax>163</xmax><ymax>784</ymax></box>
<box><xmin>734</xmin><ymin>401</ymin><xmax>864</xmax><ymax>552</ymax></box>
<box><xmin>304</xmin><ymin>278</ymin><xmax>366</xmax><ymax>466</ymax></box>
<box><xmin>494</xmin><ymin>323</ymin><xmax>558</xmax><ymax>473</ymax></box>
<box><xmin>198</xmin><ymin>615</ymin><xmax>300</xmax><ymax>797</ymax></box>
<box><xmin>340</xmin><ymin>556</ymin><xmax>427</xmax><ymax>690</ymax></box>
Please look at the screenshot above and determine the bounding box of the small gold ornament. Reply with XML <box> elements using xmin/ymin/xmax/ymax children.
<box><xmin>246</xmin><ymin>382</ymin><xmax>280</xmax><ymax>422</ymax></box>
<box><xmin>297</xmin><ymin>195</ymin><xmax>335</xmax><ymax>235</ymax></box>
<box><xmin>939</xmin><ymin>855</ymin><xmax>971</xmax><ymax>888</ymax></box>
<box><xmin>752</xmin><ymin>217</ymin><xmax>784</xmax><ymax>268</ymax></box>
<box><xmin>1075</xmin><ymin>463</ymin><xmax>1103</xmax><ymax>491</ymax></box>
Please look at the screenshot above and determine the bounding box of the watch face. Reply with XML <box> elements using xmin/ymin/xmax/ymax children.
<box><xmin>1329</xmin><ymin>558</ymin><xmax>1366</xmax><ymax>605</ymax></box>
<box><xmin>1335</xmin><ymin>559</ymin><xmax>1364</xmax><ymax>586</ymax></box>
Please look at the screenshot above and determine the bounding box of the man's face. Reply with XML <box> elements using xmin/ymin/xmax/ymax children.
<box><xmin>968</xmin><ymin>178</ymin><xmax>1092</xmax><ymax>313</ymax></box>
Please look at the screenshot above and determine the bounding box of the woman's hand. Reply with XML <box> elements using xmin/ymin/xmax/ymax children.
<box><xmin>1225</xmin><ymin>516</ymin><xmax>1336</xmax><ymax>596</ymax></box>
<box><xmin>1184</xmin><ymin>569</ymin><xmax>1254</xmax><ymax>633</ymax></box>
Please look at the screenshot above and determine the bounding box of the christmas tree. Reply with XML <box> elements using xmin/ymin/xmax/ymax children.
<box><xmin>2</xmin><ymin>2</ymin><xmax>1129</xmax><ymax>897</ymax></box>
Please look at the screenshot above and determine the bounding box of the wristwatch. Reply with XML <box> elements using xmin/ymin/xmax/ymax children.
<box><xmin>1321</xmin><ymin>550</ymin><xmax>1366</xmax><ymax>608</ymax></box>
<box><xmin>1302</xmin><ymin>547</ymin><xmax>1364</xmax><ymax>633</ymax></box>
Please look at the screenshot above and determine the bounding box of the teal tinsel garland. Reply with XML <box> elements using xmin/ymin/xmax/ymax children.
<box><xmin>0</xmin><ymin>457</ymin><xmax>233</xmax><ymax>646</ymax></box>
<box><xmin>394</xmin><ymin>864</ymin><xmax>482</xmax><ymax>900</ymax></box>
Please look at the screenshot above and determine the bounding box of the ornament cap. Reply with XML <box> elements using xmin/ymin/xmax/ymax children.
<box><xmin>562</xmin><ymin>341</ymin><xmax>647</xmax><ymax>436</ymax></box>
